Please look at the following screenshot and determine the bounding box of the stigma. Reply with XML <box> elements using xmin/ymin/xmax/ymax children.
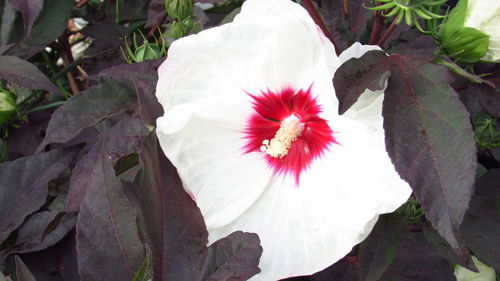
<box><xmin>260</xmin><ymin>114</ymin><xmax>304</xmax><ymax>158</ymax></box>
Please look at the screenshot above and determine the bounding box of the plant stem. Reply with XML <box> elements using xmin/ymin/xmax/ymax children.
<box><xmin>377</xmin><ymin>17</ymin><xmax>397</xmax><ymax>46</ymax></box>
<box><xmin>76</xmin><ymin>0</ymin><xmax>90</xmax><ymax>8</ymax></box>
<box><xmin>368</xmin><ymin>5</ymin><xmax>383</xmax><ymax>44</ymax></box>
<box><xmin>58</xmin><ymin>31</ymin><xmax>80</xmax><ymax>95</ymax></box>
<box><xmin>343</xmin><ymin>0</ymin><xmax>349</xmax><ymax>15</ymax></box>
<box><xmin>302</xmin><ymin>0</ymin><xmax>341</xmax><ymax>55</ymax></box>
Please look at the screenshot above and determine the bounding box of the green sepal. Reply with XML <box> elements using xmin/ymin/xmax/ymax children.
<box><xmin>443</xmin><ymin>27</ymin><xmax>490</xmax><ymax>63</ymax></box>
<box><xmin>441</xmin><ymin>0</ymin><xmax>467</xmax><ymax>40</ymax></box>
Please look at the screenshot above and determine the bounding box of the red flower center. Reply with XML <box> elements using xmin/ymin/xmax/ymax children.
<box><xmin>243</xmin><ymin>86</ymin><xmax>337</xmax><ymax>184</ymax></box>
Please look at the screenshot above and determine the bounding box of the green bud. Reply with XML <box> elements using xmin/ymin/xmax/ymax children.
<box><xmin>439</xmin><ymin>0</ymin><xmax>499</xmax><ymax>62</ymax></box>
<box><xmin>165</xmin><ymin>0</ymin><xmax>192</xmax><ymax>20</ymax></box>
<box><xmin>0</xmin><ymin>90</ymin><xmax>17</xmax><ymax>128</ymax></box>
<box><xmin>474</xmin><ymin>117</ymin><xmax>500</xmax><ymax>148</ymax></box>
<box><xmin>442</xmin><ymin>27</ymin><xmax>490</xmax><ymax>63</ymax></box>
<box><xmin>170</xmin><ymin>17</ymin><xmax>194</xmax><ymax>39</ymax></box>
<box><xmin>134</xmin><ymin>42</ymin><xmax>164</xmax><ymax>62</ymax></box>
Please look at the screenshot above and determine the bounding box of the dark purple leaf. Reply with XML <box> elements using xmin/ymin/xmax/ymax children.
<box><xmin>379</xmin><ymin>232</ymin><xmax>456</xmax><ymax>281</ymax></box>
<box><xmin>199</xmin><ymin>231</ymin><xmax>262</xmax><ymax>280</ymax></box>
<box><xmin>135</xmin><ymin>79</ymin><xmax>163</xmax><ymax>126</ymax></box>
<box><xmin>15</xmin><ymin>256</ymin><xmax>36</xmax><ymax>281</ymax></box>
<box><xmin>0</xmin><ymin>148</ymin><xmax>77</xmax><ymax>245</ymax></box>
<box><xmin>0</xmin><ymin>56</ymin><xmax>60</xmax><ymax>94</ymax></box>
<box><xmin>334</xmin><ymin>51</ymin><xmax>476</xmax><ymax>262</ymax></box>
<box><xmin>39</xmin><ymin>79</ymin><xmax>137</xmax><ymax>148</ymax></box>
<box><xmin>461</xmin><ymin>169</ymin><xmax>500</xmax><ymax>272</ymax></box>
<box><xmin>317</xmin><ymin>0</ymin><xmax>372</xmax><ymax>48</ymax></box>
<box><xmin>4</xmin><ymin>0</ymin><xmax>73</xmax><ymax>59</ymax></box>
<box><xmin>134</xmin><ymin>134</ymin><xmax>262</xmax><ymax>281</ymax></box>
<box><xmin>423</xmin><ymin>226</ymin><xmax>477</xmax><ymax>271</ymax></box>
<box><xmin>21</xmin><ymin>233</ymin><xmax>80</xmax><ymax>281</ymax></box>
<box><xmin>469</xmin><ymin>80</ymin><xmax>500</xmax><ymax>118</ymax></box>
<box><xmin>146</xmin><ymin>0</ymin><xmax>166</xmax><ymax>28</ymax></box>
<box><xmin>96</xmin><ymin>59</ymin><xmax>163</xmax><ymax>84</ymax></box>
<box><xmin>383</xmin><ymin>55</ymin><xmax>476</xmax><ymax>259</ymax></box>
<box><xmin>96</xmin><ymin>59</ymin><xmax>163</xmax><ymax>126</ymax></box>
<box><xmin>76</xmin><ymin>155</ymin><xmax>145</xmax><ymax>281</ymax></box>
<box><xmin>333</xmin><ymin>50</ymin><xmax>390</xmax><ymax>114</ymax></box>
<box><xmin>358</xmin><ymin>215</ymin><xmax>399</xmax><ymax>281</ymax></box>
<box><xmin>310</xmin><ymin>253</ymin><xmax>360</xmax><ymax>281</ymax></box>
<box><xmin>65</xmin><ymin>115</ymin><xmax>149</xmax><ymax>212</ymax></box>
<box><xmin>0</xmin><ymin>211</ymin><xmax>77</xmax><ymax>261</ymax></box>
<box><xmin>7</xmin><ymin>0</ymin><xmax>43</xmax><ymax>37</ymax></box>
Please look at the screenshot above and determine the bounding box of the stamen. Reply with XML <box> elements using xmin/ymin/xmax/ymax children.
<box><xmin>261</xmin><ymin>115</ymin><xmax>303</xmax><ymax>158</ymax></box>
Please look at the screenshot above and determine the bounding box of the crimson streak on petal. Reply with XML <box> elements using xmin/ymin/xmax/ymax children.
<box><xmin>243</xmin><ymin>86</ymin><xmax>337</xmax><ymax>184</ymax></box>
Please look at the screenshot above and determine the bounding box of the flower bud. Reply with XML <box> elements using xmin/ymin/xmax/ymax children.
<box><xmin>454</xmin><ymin>256</ymin><xmax>495</xmax><ymax>281</ymax></box>
<box><xmin>134</xmin><ymin>42</ymin><xmax>164</xmax><ymax>62</ymax></box>
<box><xmin>170</xmin><ymin>17</ymin><xmax>194</xmax><ymax>39</ymax></box>
<box><xmin>165</xmin><ymin>0</ymin><xmax>192</xmax><ymax>20</ymax></box>
<box><xmin>0</xmin><ymin>90</ymin><xmax>16</xmax><ymax>128</ymax></box>
<box><xmin>440</xmin><ymin>0</ymin><xmax>499</xmax><ymax>63</ymax></box>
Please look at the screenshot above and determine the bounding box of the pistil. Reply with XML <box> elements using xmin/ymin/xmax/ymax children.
<box><xmin>260</xmin><ymin>115</ymin><xmax>304</xmax><ymax>158</ymax></box>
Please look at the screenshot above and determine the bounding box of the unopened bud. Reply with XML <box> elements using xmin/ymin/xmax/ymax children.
<box><xmin>165</xmin><ymin>0</ymin><xmax>192</xmax><ymax>20</ymax></box>
<box><xmin>0</xmin><ymin>90</ymin><xmax>16</xmax><ymax>128</ymax></box>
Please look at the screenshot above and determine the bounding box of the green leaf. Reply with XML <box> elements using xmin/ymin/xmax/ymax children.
<box><xmin>441</xmin><ymin>0</ymin><xmax>467</xmax><ymax>40</ymax></box>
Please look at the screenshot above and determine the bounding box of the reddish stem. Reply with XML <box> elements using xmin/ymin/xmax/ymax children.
<box><xmin>376</xmin><ymin>17</ymin><xmax>397</xmax><ymax>46</ymax></box>
<box><xmin>302</xmin><ymin>0</ymin><xmax>341</xmax><ymax>56</ymax></box>
<box><xmin>343</xmin><ymin>0</ymin><xmax>349</xmax><ymax>15</ymax></box>
<box><xmin>76</xmin><ymin>0</ymin><xmax>89</xmax><ymax>8</ymax></box>
<box><xmin>368</xmin><ymin>10</ymin><xmax>383</xmax><ymax>45</ymax></box>
<box><xmin>453</xmin><ymin>83</ymin><xmax>468</xmax><ymax>92</ymax></box>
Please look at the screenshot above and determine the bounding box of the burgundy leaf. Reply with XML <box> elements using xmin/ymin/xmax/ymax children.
<box><xmin>383</xmin><ymin>55</ymin><xmax>476</xmax><ymax>260</ymax></box>
<box><xmin>0</xmin><ymin>211</ymin><xmax>76</xmax><ymax>261</ymax></box>
<box><xmin>333</xmin><ymin>50</ymin><xmax>390</xmax><ymax>114</ymax></box>
<box><xmin>0</xmin><ymin>148</ymin><xmax>77</xmax><ymax>245</ymax></box>
<box><xmin>0</xmin><ymin>56</ymin><xmax>60</xmax><ymax>94</ymax></box>
<box><xmin>76</xmin><ymin>154</ymin><xmax>145</xmax><ymax>281</ymax></box>
<box><xmin>96</xmin><ymin>59</ymin><xmax>163</xmax><ymax>126</ymax></box>
<box><xmin>39</xmin><ymin>79</ymin><xmax>137</xmax><ymax>148</ymax></box>
<box><xmin>469</xmin><ymin>81</ymin><xmax>500</xmax><ymax>118</ymax></box>
<box><xmin>199</xmin><ymin>231</ymin><xmax>262</xmax><ymax>281</ymax></box>
<box><xmin>65</xmin><ymin>115</ymin><xmax>149</xmax><ymax>212</ymax></box>
<box><xmin>21</xmin><ymin>233</ymin><xmax>80</xmax><ymax>281</ymax></box>
<box><xmin>461</xmin><ymin>169</ymin><xmax>500</xmax><ymax>272</ymax></box>
<box><xmin>358</xmin><ymin>215</ymin><xmax>399</xmax><ymax>281</ymax></box>
<box><xmin>134</xmin><ymin>134</ymin><xmax>262</xmax><ymax>281</ymax></box>
<box><xmin>4</xmin><ymin>0</ymin><xmax>73</xmax><ymax>59</ymax></box>
<box><xmin>7</xmin><ymin>0</ymin><xmax>44</xmax><ymax>37</ymax></box>
<box><xmin>146</xmin><ymin>0</ymin><xmax>166</xmax><ymax>28</ymax></box>
<box><xmin>378</xmin><ymin>232</ymin><xmax>456</xmax><ymax>281</ymax></box>
<box><xmin>14</xmin><ymin>256</ymin><xmax>36</xmax><ymax>281</ymax></box>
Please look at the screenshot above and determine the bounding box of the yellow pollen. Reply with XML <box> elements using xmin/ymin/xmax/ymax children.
<box><xmin>260</xmin><ymin>115</ymin><xmax>303</xmax><ymax>158</ymax></box>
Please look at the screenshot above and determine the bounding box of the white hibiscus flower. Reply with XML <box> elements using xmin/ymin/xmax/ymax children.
<box><xmin>155</xmin><ymin>0</ymin><xmax>412</xmax><ymax>280</ymax></box>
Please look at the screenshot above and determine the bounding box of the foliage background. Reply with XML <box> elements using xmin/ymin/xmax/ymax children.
<box><xmin>0</xmin><ymin>0</ymin><xmax>499</xmax><ymax>280</ymax></box>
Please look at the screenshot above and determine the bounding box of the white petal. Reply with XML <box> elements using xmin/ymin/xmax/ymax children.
<box><xmin>156</xmin><ymin>97</ymin><xmax>274</xmax><ymax>229</ymax></box>
<box><xmin>338</xmin><ymin>42</ymin><xmax>382</xmax><ymax>64</ymax></box>
<box><xmin>156</xmin><ymin>0</ymin><xmax>339</xmax><ymax>113</ymax></box>
<box><xmin>207</xmin><ymin>115</ymin><xmax>411</xmax><ymax>281</ymax></box>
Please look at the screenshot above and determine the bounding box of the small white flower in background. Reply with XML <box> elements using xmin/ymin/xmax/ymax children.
<box><xmin>454</xmin><ymin>256</ymin><xmax>496</xmax><ymax>281</ymax></box>
<box><xmin>441</xmin><ymin>0</ymin><xmax>500</xmax><ymax>63</ymax></box>
<box><xmin>155</xmin><ymin>0</ymin><xmax>411</xmax><ymax>280</ymax></box>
